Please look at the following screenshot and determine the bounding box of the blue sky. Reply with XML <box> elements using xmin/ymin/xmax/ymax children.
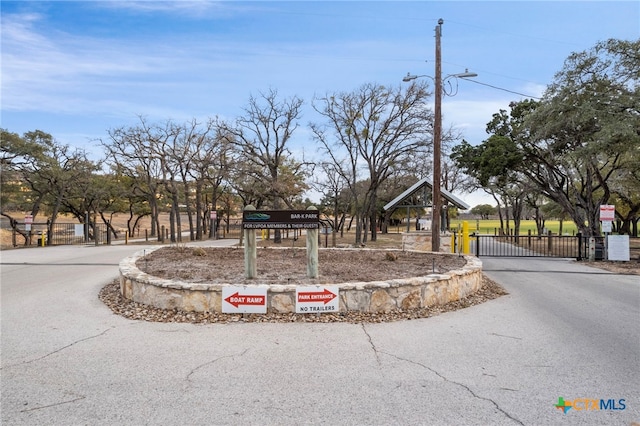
<box><xmin>2</xmin><ymin>1</ymin><xmax>639</xmax><ymax>205</ymax></box>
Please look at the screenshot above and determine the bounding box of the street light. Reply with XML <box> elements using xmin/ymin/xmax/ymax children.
<box><xmin>403</xmin><ymin>70</ymin><xmax>477</xmax><ymax>82</ymax></box>
<box><xmin>402</xmin><ymin>18</ymin><xmax>477</xmax><ymax>252</ymax></box>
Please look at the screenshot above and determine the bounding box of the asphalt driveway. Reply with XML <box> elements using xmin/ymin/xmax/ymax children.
<box><xmin>1</xmin><ymin>242</ymin><xmax>638</xmax><ymax>425</ymax></box>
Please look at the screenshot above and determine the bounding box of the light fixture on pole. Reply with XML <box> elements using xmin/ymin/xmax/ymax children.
<box><xmin>402</xmin><ymin>19</ymin><xmax>476</xmax><ymax>252</ymax></box>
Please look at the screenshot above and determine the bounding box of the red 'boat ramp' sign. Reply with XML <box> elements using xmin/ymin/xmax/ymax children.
<box><xmin>222</xmin><ymin>286</ymin><xmax>268</xmax><ymax>314</ymax></box>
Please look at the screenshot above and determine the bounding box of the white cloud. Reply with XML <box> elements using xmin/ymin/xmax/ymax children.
<box><xmin>443</xmin><ymin>99</ymin><xmax>509</xmax><ymax>144</ymax></box>
<box><xmin>95</xmin><ymin>1</ymin><xmax>234</xmax><ymax>17</ymax></box>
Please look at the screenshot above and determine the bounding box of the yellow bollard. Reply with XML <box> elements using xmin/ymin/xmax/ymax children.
<box><xmin>40</xmin><ymin>230</ymin><xmax>46</xmax><ymax>247</ymax></box>
<box><xmin>451</xmin><ymin>233</ymin><xmax>456</xmax><ymax>253</ymax></box>
<box><xmin>462</xmin><ymin>221</ymin><xmax>470</xmax><ymax>254</ymax></box>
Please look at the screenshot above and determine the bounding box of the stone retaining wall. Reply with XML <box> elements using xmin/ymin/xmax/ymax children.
<box><xmin>119</xmin><ymin>248</ymin><xmax>483</xmax><ymax>313</ymax></box>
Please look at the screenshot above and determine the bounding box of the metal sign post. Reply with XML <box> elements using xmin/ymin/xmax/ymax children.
<box><xmin>599</xmin><ymin>204</ymin><xmax>615</xmax><ymax>260</ymax></box>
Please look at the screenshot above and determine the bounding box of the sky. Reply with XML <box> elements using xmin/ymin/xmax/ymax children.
<box><xmin>2</xmin><ymin>1</ymin><xmax>639</xmax><ymax>207</ymax></box>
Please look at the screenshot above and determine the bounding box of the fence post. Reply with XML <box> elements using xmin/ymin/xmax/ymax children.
<box><xmin>462</xmin><ymin>221</ymin><xmax>470</xmax><ymax>254</ymax></box>
<box><xmin>306</xmin><ymin>206</ymin><xmax>319</xmax><ymax>279</ymax></box>
<box><xmin>577</xmin><ymin>232</ymin><xmax>582</xmax><ymax>261</ymax></box>
<box><xmin>547</xmin><ymin>231</ymin><xmax>553</xmax><ymax>253</ymax></box>
<box><xmin>243</xmin><ymin>205</ymin><xmax>257</xmax><ymax>279</ymax></box>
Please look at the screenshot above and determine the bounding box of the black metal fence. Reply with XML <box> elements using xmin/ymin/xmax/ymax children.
<box><xmin>6</xmin><ymin>221</ymin><xmax>245</xmax><ymax>247</ymax></box>
<box><xmin>7</xmin><ymin>222</ymin><xmax>111</xmax><ymax>247</ymax></box>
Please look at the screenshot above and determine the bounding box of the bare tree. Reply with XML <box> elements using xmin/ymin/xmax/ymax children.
<box><xmin>218</xmin><ymin>89</ymin><xmax>307</xmax><ymax>243</ymax></box>
<box><xmin>316</xmin><ymin>161</ymin><xmax>350</xmax><ymax>245</ymax></box>
<box><xmin>311</xmin><ymin>82</ymin><xmax>432</xmax><ymax>244</ymax></box>
<box><xmin>103</xmin><ymin>117</ymin><xmax>166</xmax><ymax>239</ymax></box>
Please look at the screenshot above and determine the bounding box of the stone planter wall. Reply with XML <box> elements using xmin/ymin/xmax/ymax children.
<box><xmin>119</xmin><ymin>248</ymin><xmax>483</xmax><ymax>314</ymax></box>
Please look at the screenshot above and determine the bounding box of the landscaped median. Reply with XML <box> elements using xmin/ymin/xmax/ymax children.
<box><xmin>118</xmin><ymin>247</ymin><xmax>484</xmax><ymax>314</ymax></box>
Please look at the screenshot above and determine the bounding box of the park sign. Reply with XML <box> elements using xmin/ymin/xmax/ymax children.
<box><xmin>222</xmin><ymin>286</ymin><xmax>268</xmax><ymax>314</ymax></box>
<box><xmin>295</xmin><ymin>286</ymin><xmax>339</xmax><ymax>313</ymax></box>
<box><xmin>242</xmin><ymin>210</ymin><xmax>320</xmax><ymax>230</ymax></box>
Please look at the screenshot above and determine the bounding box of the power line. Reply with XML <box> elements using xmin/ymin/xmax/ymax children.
<box><xmin>461</xmin><ymin>78</ymin><xmax>542</xmax><ymax>100</ymax></box>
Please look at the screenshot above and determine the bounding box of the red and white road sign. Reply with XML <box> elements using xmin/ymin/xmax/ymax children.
<box><xmin>222</xmin><ymin>286</ymin><xmax>267</xmax><ymax>314</ymax></box>
<box><xmin>24</xmin><ymin>214</ymin><xmax>33</xmax><ymax>231</ymax></box>
<box><xmin>599</xmin><ymin>204</ymin><xmax>615</xmax><ymax>221</ymax></box>
<box><xmin>210</xmin><ymin>211</ymin><xmax>217</xmax><ymax>220</ymax></box>
<box><xmin>295</xmin><ymin>286</ymin><xmax>339</xmax><ymax>313</ymax></box>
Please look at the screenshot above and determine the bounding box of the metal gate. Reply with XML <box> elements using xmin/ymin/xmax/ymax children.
<box><xmin>48</xmin><ymin>222</ymin><xmax>110</xmax><ymax>245</ymax></box>
<box><xmin>473</xmin><ymin>233</ymin><xmax>585</xmax><ymax>259</ymax></box>
<box><xmin>9</xmin><ymin>222</ymin><xmax>110</xmax><ymax>247</ymax></box>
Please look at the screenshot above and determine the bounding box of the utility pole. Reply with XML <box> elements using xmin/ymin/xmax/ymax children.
<box><xmin>432</xmin><ymin>18</ymin><xmax>443</xmax><ymax>252</ymax></box>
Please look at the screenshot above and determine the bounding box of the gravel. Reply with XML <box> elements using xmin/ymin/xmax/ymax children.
<box><xmin>99</xmin><ymin>275</ymin><xmax>508</xmax><ymax>324</ymax></box>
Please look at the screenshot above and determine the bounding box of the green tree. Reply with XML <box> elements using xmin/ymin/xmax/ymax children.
<box><xmin>451</xmin><ymin>133</ymin><xmax>528</xmax><ymax>234</ymax></box>
<box><xmin>470</xmin><ymin>204</ymin><xmax>496</xmax><ymax>219</ymax></box>
<box><xmin>103</xmin><ymin>118</ymin><xmax>167</xmax><ymax>240</ymax></box>
<box><xmin>522</xmin><ymin>39</ymin><xmax>639</xmax><ymax>236</ymax></box>
<box><xmin>1</xmin><ymin>129</ymin><xmax>98</xmax><ymax>244</ymax></box>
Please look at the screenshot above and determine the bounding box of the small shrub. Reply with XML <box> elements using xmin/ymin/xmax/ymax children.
<box><xmin>172</xmin><ymin>242</ymin><xmax>189</xmax><ymax>252</ymax></box>
<box><xmin>193</xmin><ymin>247</ymin><xmax>207</xmax><ymax>257</ymax></box>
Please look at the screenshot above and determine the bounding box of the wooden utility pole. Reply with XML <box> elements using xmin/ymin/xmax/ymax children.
<box><xmin>432</xmin><ymin>18</ymin><xmax>443</xmax><ymax>252</ymax></box>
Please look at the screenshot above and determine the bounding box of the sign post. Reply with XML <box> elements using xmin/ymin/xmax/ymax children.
<box><xmin>599</xmin><ymin>204</ymin><xmax>615</xmax><ymax>260</ymax></box>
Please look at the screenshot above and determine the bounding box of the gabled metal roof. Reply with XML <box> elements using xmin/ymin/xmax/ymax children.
<box><xmin>383</xmin><ymin>177</ymin><xmax>470</xmax><ymax>211</ymax></box>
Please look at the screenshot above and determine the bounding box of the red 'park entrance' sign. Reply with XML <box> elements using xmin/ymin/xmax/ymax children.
<box><xmin>295</xmin><ymin>286</ymin><xmax>339</xmax><ymax>313</ymax></box>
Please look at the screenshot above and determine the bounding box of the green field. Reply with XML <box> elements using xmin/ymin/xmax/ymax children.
<box><xmin>450</xmin><ymin>219</ymin><xmax>579</xmax><ymax>235</ymax></box>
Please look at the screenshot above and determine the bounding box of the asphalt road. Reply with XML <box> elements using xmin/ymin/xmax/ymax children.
<box><xmin>1</xmin><ymin>242</ymin><xmax>638</xmax><ymax>425</ymax></box>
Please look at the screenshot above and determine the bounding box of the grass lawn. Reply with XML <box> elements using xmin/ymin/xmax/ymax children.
<box><xmin>450</xmin><ymin>219</ymin><xmax>579</xmax><ymax>235</ymax></box>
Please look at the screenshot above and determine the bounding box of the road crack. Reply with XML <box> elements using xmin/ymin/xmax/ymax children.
<box><xmin>361</xmin><ymin>324</ymin><xmax>381</xmax><ymax>366</ymax></box>
<box><xmin>2</xmin><ymin>328</ymin><xmax>112</xmax><ymax>369</ymax></box>
<box><xmin>20</xmin><ymin>394</ymin><xmax>86</xmax><ymax>413</ymax></box>
<box><xmin>185</xmin><ymin>348</ymin><xmax>249</xmax><ymax>382</ymax></box>
<box><xmin>381</xmin><ymin>351</ymin><xmax>524</xmax><ymax>425</ymax></box>
<box><xmin>489</xmin><ymin>332</ymin><xmax>522</xmax><ymax>340</ymax></box>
